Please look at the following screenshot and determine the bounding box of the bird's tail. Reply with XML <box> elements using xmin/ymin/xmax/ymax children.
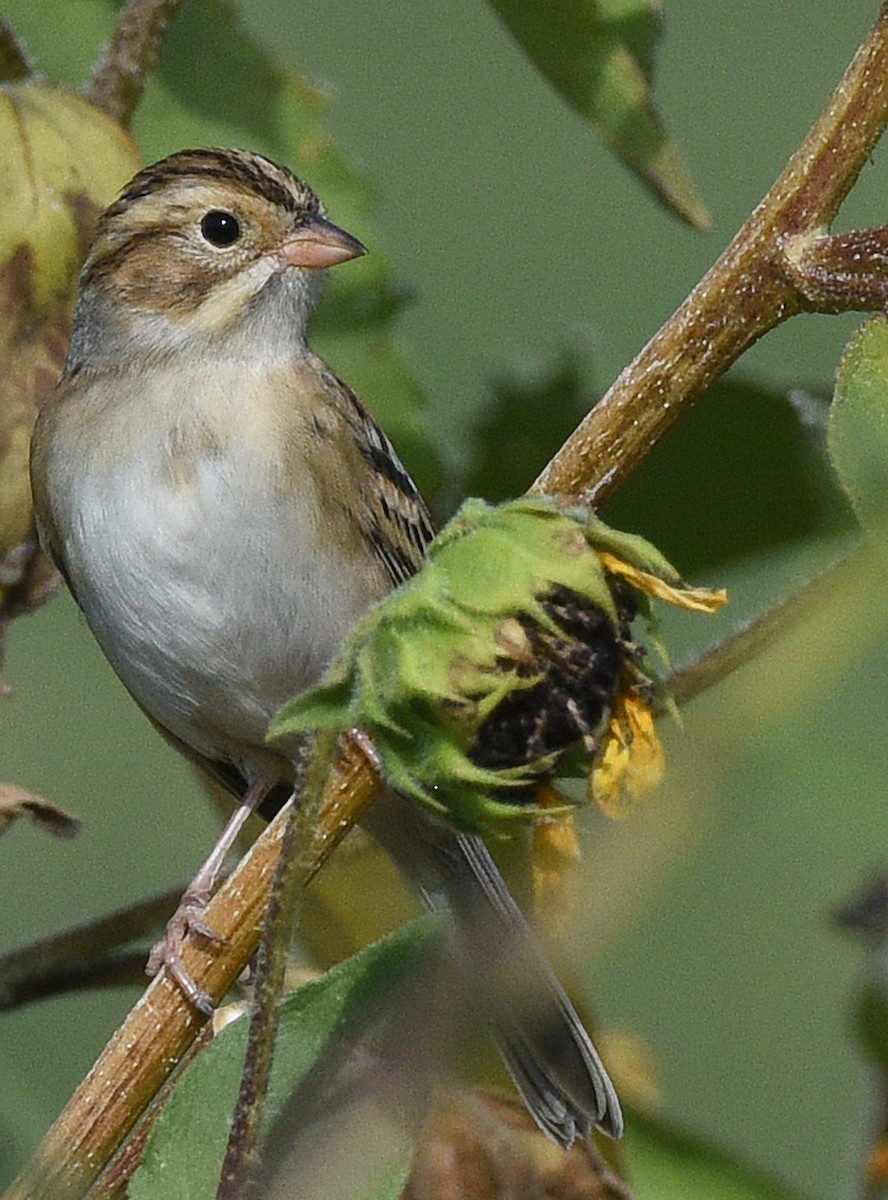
<box><xmin>361</xmin><ymin>789</ymin><xmax>623</xmax><ymax>1146</ymax></box>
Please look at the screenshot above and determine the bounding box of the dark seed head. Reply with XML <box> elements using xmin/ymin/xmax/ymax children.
<box><xmin>469</xmin><ymin>584</ymin><xmax>628</xmax><ymax>789</ymax></box>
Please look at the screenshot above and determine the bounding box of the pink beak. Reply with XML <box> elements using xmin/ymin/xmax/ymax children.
<box><xmin>277</xmin><ymin>215</ymin><xmax>367</xmax><ymax>270</ymax></box>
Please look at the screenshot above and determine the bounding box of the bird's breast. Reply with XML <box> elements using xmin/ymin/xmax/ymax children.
<box><xmin>39</xmin><ymin>363</ymin><xmax>383</xmax><ymax>775</ymax></box>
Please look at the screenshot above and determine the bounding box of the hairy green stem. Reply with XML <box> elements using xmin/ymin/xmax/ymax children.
<box><xmin>216</xmin><ymin>733</ymin><xmax>338</xmax><ymax>1200</ymax></box>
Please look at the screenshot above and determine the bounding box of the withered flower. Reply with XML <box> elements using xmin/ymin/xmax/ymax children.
<box><xmin>271</xmin><ymin>497</ymin><xmax>725</xmax><ymax>836</ymax></box>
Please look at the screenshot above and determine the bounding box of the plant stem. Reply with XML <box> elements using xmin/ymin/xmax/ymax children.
<box><xmin>216</xmin><ymin>732</ymin><xmax>338</xmax><ymax>1200</ymax></box>
<box><xmin>662</xmin><ymin>546</ymin><xmax>861</xmax><ymax>710</ymax></box>
<box><xmin>86</xmin><ymin>0</ymin><xmax>185</xmax><ymax>126</ymax></box>
<box><xmin>533</xmin><ymin>4</ymin><xmax>888</xmax><ymax>503</ymax></box>
<box><xmin>0</xmin><ymin>889</ymin><xmax>179</xmax><ymax>1010</ymax></box>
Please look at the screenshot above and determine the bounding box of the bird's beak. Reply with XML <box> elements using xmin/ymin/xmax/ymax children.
<box><xmin>277</xmin><ymin>215</ymin><xmax>367</xmax><ymax>270</ymax></box>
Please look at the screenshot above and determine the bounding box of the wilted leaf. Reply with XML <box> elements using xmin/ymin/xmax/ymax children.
<box><xmin>828</xmin><ymin>315</ymin><xmax>888</xmax><ymax>539</ymax></box>
<box><xmin>0</xmin><ymin>76</ymin><xmax>140</xmax><ymax>651</ymax></box>
<box><xmin>0</xmin><ymin>782</ymin><xmax>78</xmax><ymax>837</ymax></box>
<box><xmin>130</xmin><ymin>917</ymin><xmax>443</xmax><ymax>1200</ymax></box>
<box><xmin>487</xmin><ymin>0</ymin><xmax>710</xmax><ymax>229</ymax></box>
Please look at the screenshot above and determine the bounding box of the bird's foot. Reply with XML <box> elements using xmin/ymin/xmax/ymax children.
<box><xmin>146</xmin><ymin>886</ymin><xmax>225</xmax><ymax>1016</ymax></box>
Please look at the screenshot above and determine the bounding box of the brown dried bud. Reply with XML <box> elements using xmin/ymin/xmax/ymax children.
<box><xmin>403</xmin><ymin>1089</ymin><xmax>633</xmax><ymax>1200</ymax></box>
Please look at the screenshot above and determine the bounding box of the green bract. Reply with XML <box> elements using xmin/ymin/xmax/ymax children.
<box><xmin>270</xmin><ymin>497</ymin><xmax>682</xmax><ymax>834</ymax></box>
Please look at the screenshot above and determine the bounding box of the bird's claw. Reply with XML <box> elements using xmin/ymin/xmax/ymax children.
<box><xmin>146</xmin><ymin>891</ymin><xmax>226</xmax><ymax>1016</ymax></box>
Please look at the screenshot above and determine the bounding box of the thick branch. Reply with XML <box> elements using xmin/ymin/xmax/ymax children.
<box><xmin>533</xmin><ymin>4</ymin><xmax>888</xmax><ymax>502</ymax></box>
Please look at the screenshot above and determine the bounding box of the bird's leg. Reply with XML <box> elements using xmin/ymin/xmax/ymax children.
<box><xmin>147</xmin><ymin>776</ymin><xmax>273</xmax><ymax>1015</ymax></box>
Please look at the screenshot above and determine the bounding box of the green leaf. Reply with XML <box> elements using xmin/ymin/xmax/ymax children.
<box><xmin>597</xmin><ymin>0</ymin><xmax>663</xmax><ymax>83</ymax></box>
<box><xmin>487</xmin><ymin>0</ymin><xmax>710</xmax><ymax>229</ymax></box>
<box><xmin>130</xmin><ymin>916</ymin><xmax>443</xmax><ymax>1200</ymax></box>
<box><xmin>829</xmin><ymin>315</ymin><xmax>888</xmax><ymax>539</ymax></box>
<box><xmin>626</xmin><ymin>1112</ymin><xmax>808</xmax><ymax>1200</ymax></box>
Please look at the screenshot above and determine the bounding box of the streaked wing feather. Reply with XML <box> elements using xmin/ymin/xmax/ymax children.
<box><xmin>324</xmin><ymin>370</ymin><xmax>434</xmax><ymax>586</ymax></box>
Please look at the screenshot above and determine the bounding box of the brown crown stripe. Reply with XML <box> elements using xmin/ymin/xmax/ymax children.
<box><xmin>110</xmin><ymin>149</ymin><xmax>320</xmax><ymax>221</ymax></box>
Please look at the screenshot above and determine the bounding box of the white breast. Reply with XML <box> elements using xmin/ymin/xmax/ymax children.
<box><xmin>45</xmin><ymin>362</ymin><xmax>376</xmax><ymax>778</ymax></box>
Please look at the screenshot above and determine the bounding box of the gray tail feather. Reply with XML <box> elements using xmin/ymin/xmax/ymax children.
<box><xmin>362</xmin><ymin>791</ymin><xmax>623</xmax><ymax>1146</ymax></box>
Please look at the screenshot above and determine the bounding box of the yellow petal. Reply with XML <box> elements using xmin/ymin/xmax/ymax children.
<box><xmin>598</xmin><ymin>551</ymin><xmax>727</xmax><ymax>613</ymax></box>
<box><xmin>590</xmin><ymin>717</ymin><xmax>631</xmax><ymax>815</ymax></box>
<box><xmin>623</xmin><ymin>695</ymin><xmax>666</xmax><ymax>800</ymax></box>
<box><xmin>591</xmin><ymin>693</ymin><xmax>665</xmax><ymax>818</ymax></box>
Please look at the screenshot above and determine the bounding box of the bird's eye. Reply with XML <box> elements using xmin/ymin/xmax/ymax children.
<box><xmin>200</xmin><ymin>210</ymin><xmax>242</xmax><ymax>248</ymax></box>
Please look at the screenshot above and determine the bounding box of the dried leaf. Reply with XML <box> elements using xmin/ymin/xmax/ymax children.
<box><xmin>0</xmin><ymin>782</ymin><xmax>78</xmax><ymax>837</ymax></box>
<box><xmin>0</xmin><ymin>79</ymin><xmax>140</xmax><ymax>658</ymax></box>
<box><xmin>403</xmin><ymin>1089</ymin><xmax>633</xmax><ymax>1200</ymax></box>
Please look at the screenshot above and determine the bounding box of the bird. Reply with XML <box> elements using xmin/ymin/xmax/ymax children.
<box><xmin>29</xmin><ymin>147</ymin><xmax>622</xmax><ymax>1146</ymax></box>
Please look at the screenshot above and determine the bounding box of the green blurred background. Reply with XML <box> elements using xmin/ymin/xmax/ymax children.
<box><xmin>2</xmin><ymin>1</ymin><xmax>887</xmax><ymax>1195</ymax></box>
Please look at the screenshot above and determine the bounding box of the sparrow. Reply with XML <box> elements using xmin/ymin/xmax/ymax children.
<box><xmin>29</xmin><ymin>147</ymin><xmax>622</xmax><ymax>1146</ymax></box>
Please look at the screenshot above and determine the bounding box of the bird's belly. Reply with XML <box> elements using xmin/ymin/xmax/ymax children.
<box><xmin>61</xmin><ymin>456</ymin><xmax>374</xmax><ymax>774</ymax></box>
